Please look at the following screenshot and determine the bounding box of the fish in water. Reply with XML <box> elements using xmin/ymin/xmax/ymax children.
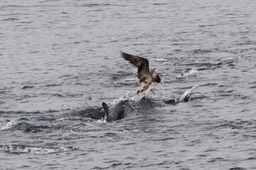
<box><xmin>121</xmin><ymin>52</ymin><xmax>161</xmax><ymax>94</ymax></box>
<box><xmin>102</xmin><ymin>100</ymin><xmax>130</xmax><ymax>122</ymax></box>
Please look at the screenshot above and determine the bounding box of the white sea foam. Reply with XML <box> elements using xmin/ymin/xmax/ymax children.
<box><xmin>0</xmin><ymin>120</ymin><xmax>17</xmax><ymax>131</ymax></box>
<box><xmin>0</xmin><ymin>144</ymin><xmax>73</xmax><ymax>154</ymax></box>
<box><xmin>155</xmin><ymin>58</ymin><xmax>168</xmax><ymax>62</ymax></box>
<box><xmin>176</xmin><ymin>68</ymin><xmax>198</xmax><ymax>79</ymax></box>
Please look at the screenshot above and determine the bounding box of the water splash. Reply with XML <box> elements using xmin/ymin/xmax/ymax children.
<box><xmin>179</xmin><ymin>85</ymin><xmax>199</xmax><ymax>102</ymax></box>
<box><xmin>0</xmin><ymin>144</ymin><xmax>74</xmax><ymax>154</ymax></box>
<box><xmin>176</xmin><ymin>68</ymin><xmax>198</xmax><ymax>79</ymax></box>
<box><xmin>0</xmin><ymin>120</ymin><xmax>17</xmax><ymax>131</ymax></box>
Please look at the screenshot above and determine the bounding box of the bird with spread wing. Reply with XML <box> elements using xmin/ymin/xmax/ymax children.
<box><xmin>121</xmin><ymin>52</ymin><xmax>161</xmax><ymax>94</ymax></box>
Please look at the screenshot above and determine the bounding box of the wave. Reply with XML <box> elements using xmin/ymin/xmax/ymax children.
<box><xmin>0</xmin><ymin>144</ymin><xmax>75</xmax><ymax>155</ymax></box>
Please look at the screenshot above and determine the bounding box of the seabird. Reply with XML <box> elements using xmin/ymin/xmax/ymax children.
<box><xmin>121</xmin><ymin>52</ymin><xmax>161</xmax><ymax>94</ymax></box>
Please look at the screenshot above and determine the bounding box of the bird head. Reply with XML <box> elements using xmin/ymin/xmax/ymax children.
<box><xmin>155</xmin><ymin>73</ymin><xmax>161</xmax><ymax>83</ymax></box>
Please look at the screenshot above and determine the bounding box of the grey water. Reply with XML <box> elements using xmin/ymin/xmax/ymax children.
<box><xmin>1</xmin><ymin>0</ymin><xmax>256</xmax><ymax>169</ymax></box>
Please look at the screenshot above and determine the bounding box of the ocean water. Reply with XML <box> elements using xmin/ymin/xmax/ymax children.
<box><xmin>1</xmin><ymin>0</ymin><xmax>256</xmax><ymax>169</ymax></box>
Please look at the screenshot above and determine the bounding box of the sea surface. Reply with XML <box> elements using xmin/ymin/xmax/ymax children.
<box><xmin>1</xmin><ymin>0</ymin><xmax>256</xmax><ymax>169</ymax></box>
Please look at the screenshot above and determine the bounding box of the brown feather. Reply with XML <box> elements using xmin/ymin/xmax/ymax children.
<box><xmin>121</xmin><ymin>52</ymin><xmax>161</xmax><ymax>93</ymax></box>
<box><xmin>121</xmin><ymin>52</ymin><xmax>150</xmax><ymax>81</ymax></box>
<box><xmin>121</xmin><ymin>52</ymin><xmax>143</xmax><ymax>67</ymax></box>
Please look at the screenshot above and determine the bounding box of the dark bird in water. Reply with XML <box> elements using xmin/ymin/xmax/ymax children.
<box><xmin>121</xmin><ymin>52</ymin><xmax>161</xmax><ymax>94</ymax></box>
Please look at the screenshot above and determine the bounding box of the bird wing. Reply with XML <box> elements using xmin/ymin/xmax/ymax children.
<box><xmin>121</xmin><ymin>52</ymin><xmax>150</xmax><ymax>81</ymax></box>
